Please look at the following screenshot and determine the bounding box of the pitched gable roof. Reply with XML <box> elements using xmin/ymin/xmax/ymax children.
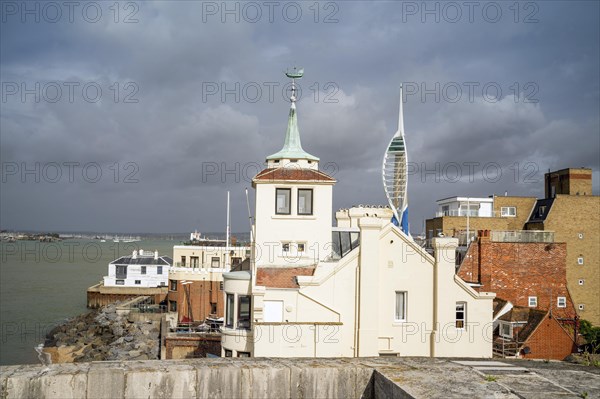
<box><xmin>253</xmin><ymin>168</ymin><xmax>335</xmax><ymax>183</ymax></box>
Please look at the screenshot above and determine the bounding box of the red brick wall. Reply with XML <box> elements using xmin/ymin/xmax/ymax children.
<box><xmin>458</xmin><ymin>237</ymin><xmax>575</xmax><ymax>318</ymax></box>
<box><xmin>522</xmin><ymin>315</ymin><xmax>576</xmax><ymax>360</ymax></box>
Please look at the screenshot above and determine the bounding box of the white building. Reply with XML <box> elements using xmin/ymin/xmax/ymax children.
<box><xmin>103</xmin><ymin>249</ymin><xmax>172</xmax><ymax>288</ymax></box>
<box><xmin>435</xmin><ymin>197</ymin><xmax>495</xmax><ymax>218</ymax></box>
<box><xmin>221</xmin><ymin>77</ymin><xmax>495</xmax><ymax>358</ymax></box>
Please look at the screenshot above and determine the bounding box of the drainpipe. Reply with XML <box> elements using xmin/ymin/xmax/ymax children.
<box><xmin>354</xmin><ymin>262</ymin><xmax>360</xmax><ymax>357</ymax></box>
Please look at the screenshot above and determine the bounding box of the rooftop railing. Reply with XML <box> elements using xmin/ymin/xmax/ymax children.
<box><xmin>490</xmin><ymin>230</ymin><xmax>554</xmax><ymax>243</ymax></box>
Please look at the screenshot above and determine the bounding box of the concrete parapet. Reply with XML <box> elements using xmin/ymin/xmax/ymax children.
<box><xmin>3</xmin><ymin>357</ymin><xmax>598</xmax><ymax>398</ymax></box>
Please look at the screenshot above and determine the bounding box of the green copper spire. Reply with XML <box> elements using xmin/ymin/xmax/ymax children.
<box><xmin>266</xmin><ymin>68</ymin><xmax>319</xmax><ymax>162</ymax></box>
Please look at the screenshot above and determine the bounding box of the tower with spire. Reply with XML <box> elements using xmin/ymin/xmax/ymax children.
<box><xmin>382</xmin><ymin>85</ymin><xmax>409</xmax><ymax>235</ymax></box>
<box><xmin>252</xmin><ymin>68</ymin><xmax>336</xmax><ymax>267</ymax></box>
<box><xmin>265</xmin><ymin>68</ymin><xmax>320</xmax><ymax>170</ymax></box>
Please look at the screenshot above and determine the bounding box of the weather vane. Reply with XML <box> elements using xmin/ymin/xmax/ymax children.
<box><xmin>285</xmin><ymin>66</ymin><xmax>304</xmax><ymax>103</ymax></box>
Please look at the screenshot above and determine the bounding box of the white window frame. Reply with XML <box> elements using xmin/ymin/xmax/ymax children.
<box><xmin>501</xmin><ymin>206</ymin><xmax>516</xmax><ymax>217</ymax></box>
<box><xmin>557</xmin><ymin>297</ymin><xmax>566</xmax><ymax>308</ymax></box>
<box><xmin>456</xmin><ymin>302</ymin><xmax>466</xmax><ymax>329</ymax></box>
<box><xmin>528</xmin><ymin>296</ymin><xmax>537</xmax><ymax>307</ymax></box>
<box><xmin>499</xmin><ymin>321</ymin><xmax>512</xmax><ymax>339</ymax></box>
<box><xmin>394</xmin><ymin>291</ymin><xmax>407</xmax><ymax>322</ymax></box>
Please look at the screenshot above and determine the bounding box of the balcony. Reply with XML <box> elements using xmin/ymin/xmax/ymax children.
<box><xmin>436</xmin><ymin>210</ymin><xmax>481</xmax><ymax>217</ymax></box>
<box><xmin>490</xmin><ymin>230</ymin><xmax>554</xmax><ymax>243</ymax></box>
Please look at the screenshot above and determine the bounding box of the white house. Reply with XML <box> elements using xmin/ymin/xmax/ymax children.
<box><xmin>103</xmin><ymin>249</ymin><xmax>172</xmax><ymax>288</ymax></box>
<box><xmin>221</xmin><ymin>78</ymin><xmax>495</xmax><ymax>358</ymax></box>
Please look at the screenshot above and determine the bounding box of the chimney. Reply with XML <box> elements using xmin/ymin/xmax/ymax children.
<box><xmin>132</xmin><ymin>250</ymin><xmax>138</xmax><ymax>259</ymax></box>
<box><xmin>154</xmin><ymin>250</ymin><xmax>159</xmax><ymax>260</ymax></box>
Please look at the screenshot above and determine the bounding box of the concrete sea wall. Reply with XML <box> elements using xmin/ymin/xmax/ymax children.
<box><xmin>0</xmin><ymin>358</ymin><xmax>388</xmax><ymax>399</ymax></box>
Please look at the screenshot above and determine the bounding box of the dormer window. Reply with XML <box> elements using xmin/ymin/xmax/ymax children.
<box><xmin>275</xmin><ymin>188</ymin><xmax>291</xmax><ymax>215</ymax></box>
<box><xmin>298</xmin><ymin>189</ymin><xmax>313</xmax><ymax>215</ymax></box>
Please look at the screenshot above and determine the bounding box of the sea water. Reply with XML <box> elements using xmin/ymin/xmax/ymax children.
<box><xmin>0</xmin><ymin>238</ymin><xmax>178</xmax><ymax>365</ymax></box>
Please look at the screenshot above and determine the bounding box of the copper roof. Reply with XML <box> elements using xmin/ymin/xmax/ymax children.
<box><xmin>253</xmin><ymin>168</ymin><xmax>335</xmax><ymax>183</ymax></box>
<box><xmin>256</xmin><ymin>267</ymin><xmax>316</xmax><ymax>288</ymax></box>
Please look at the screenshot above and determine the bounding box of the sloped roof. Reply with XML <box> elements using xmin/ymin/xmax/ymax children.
<box><xmin>253</xmin><ymin>168</ymin><xmax>335</xmax><ymax>183</ymax></box>
<box><xmin>493</xmin><ymin>298</ymin><xmax>508</xmax><ymax>318</ymax></box>
<box><xmin>266</xmin><ymin>104</ymin><xmax>319</xmax><ymax>162</ymax></box>
<box><xmin>111</xmin><ymin>255</ymin><xmax>172</xmax><ymax>266</ymax></box>
<box><xmin>256</xmin><ymin>266</ymin><xmax>316</xmax><ymax>288</ymax></box>
<box><xmin>499</xmin><ymin>306</ymin><xmax>548</xmax><ymax>343</ymax></box>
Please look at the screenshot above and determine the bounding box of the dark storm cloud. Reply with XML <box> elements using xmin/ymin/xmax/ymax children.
<box><xmin>1</xmin><ymin>1</ymin><xmax>598</xmax><ymax>233</ymax></box>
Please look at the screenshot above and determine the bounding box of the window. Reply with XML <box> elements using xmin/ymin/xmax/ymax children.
<box><xmin>116</xmin><ymin>280</ymin><xmax>124</xmax><ymax>285</ymax></box>
<box><xmin>181</xmin><ymin>256</ymin><xmax>186</xmax><ymax>267</ymax></box>
<box><xmin>456</xmin><ymin>302</ymin><xmax>466</xmax><ymax>329</ymax></box>
<box><xmin>499</xmin><ymin>322</ymin><xmax>512</xmax><ymax>338</ymax></box>
<box><xmin>135</xmin><ymin>280</ymin><xmax>141</xmax><ymax>285</ymax></box>
<box><xmin>219</xmin><ymin>281</ymin><xmax>224</xmax><ymax>291</ymax></box>
<box><xmin>238</xmin><ymin>352</ymin><xmax>251</xmax><ymax>357</ymax></box>
<box><xmin>297</xmin><ymin>189</ymin><xmax>313</xmax><ymax>215</ymax></box>
<box><xmin>232</xmin><ymin>257</ymin><xmax>242</xmax><ymax>266</ymax></box>
<box><xmin>210</xmin><ymin>302</ymin><xmax>217</xmax><ymax>314</ymax></box>
<box><xmin>169</xmin><ymin>301</ymin><xmax>177</xmax><ymax>312</ymax></box>
<box><xmin>225</xmin><ymin>294</ymin><xmax>234</xmax><ymax>328</ymax></box>
<box><xmin>557</xmin><ymin>297</ymin><xmax>566</xmax><ymax>308</ymax></box>
<box><xmin>501</xmin><ymin>206</ymin><xmax>516</xmax><ymax>217</ymax></box>
<box><xmin>116</xmin><ymin>265</ymin><xmax>127</xmax><ymax>278</ymax></box>
<box><xmin>224</xmin><ymin>349</ymin><xmax>232</xmax><ymax>357</ymax></box>
<box><xmin>395</xmin><ymin>291</ymin><xmax>407</xmax><ymax>322</ymax></box>
<box><xmin>157</xmin><ymin>266</ymin><xmax>163</xmax><ymax>274</ymax></box>
<box><xmin>528</xmin><ymin>296</ymin><xmax>537</xmax><ymax>307</ymax></box>
<box><xmin>160</xmin><ymin>282</ymin><xmax>166</xmax><ymax>286</ymax></box>
<box><xmin>141</xmin><ymin>266</ymin><xmax>146</xmax><ymax>275</ymax></box>
<box><xmin>578</xmin><ymin>257</ymin><xmax>584</xmax><ymax>265</ymax></box>
<box><xmin>170</xmin><ymin>280</ymin><xmax>177</xmax><ymax>291</ymax></box>
<box><xmin>579</xmin><ymin>279</ymin><xmax>585</xmax><ymax>285</ymax></box>
<box><xmin>297</xmin><ymin>243</ymin><xmax>305</xmax><ymax>253</ymax></box>
<box><xmin>191</xmin><ymin>256</ymin><xmax>199</xmax><ymax>267</ymax></box>
<box><xmin>282</xmin><ymin>242</ymin><xmax>290</xmax><ymax>253</ymax></box>
<box><xmin>579</xmin><ymin>304</ymin><xmax>585</xmax><ymax>311</ymax></box>
<box><xmin>238</xmin><ymin>295</ymin><xmax>251</xmax><ymax>329</ymax></box>
<box><xmin>275</xmin><ymin>188</ymin><xmax>291</xmax><ymax>215</ymax></box>
<box><xmin>211</xmin><ymin>257</ymin><xmax>220</xmax><ymax>268</ymax></box>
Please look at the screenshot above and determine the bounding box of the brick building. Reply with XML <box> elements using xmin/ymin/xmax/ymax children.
<box><xmin>525</xmin><ymin>168</ymin><xmax>600</xmax><ymax>326</ymax></box>
<box><xmin>494</xmin><ymin>306</ymin><xmax>576</xmax><ymax>360</ymax></box>
<box><xmin>425</xmin><ymin>195</ymin><xmax>537</xmax><ymax>241</ymax></box>
<box><xmin>427</xmin><ymin>167</ymin><xmax>599</xmax><ymax>325</ymax></box>
<box><xmin>458</xmin><ymin>230</ymin><xmax>575</xmax><ymax>319</ymax></box>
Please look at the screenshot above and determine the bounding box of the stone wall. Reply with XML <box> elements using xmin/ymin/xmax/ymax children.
<box><xmin>0</xmin><ymin>358</ymin><xmax>377</xmax><ymax>399</ymax></box>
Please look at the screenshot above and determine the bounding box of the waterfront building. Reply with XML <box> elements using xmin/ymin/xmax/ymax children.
<box><xmin>87</xmin><ymin>249</ymin><xmax>172</xmax><ymax>308</ymax></box>
<box><xmin>103</xmin><ymin>249</ymin><xmax>172</xmax><ymax>287</ymax></box>
<box><xmin>167</xmin><ymin>243</ymin><xmax>250</xmax><ymax>323</ymax></box>
<box><xmin>221</xmin><ymin>72</ymin><xmax>495</xmax><ymax>358</ymax></box>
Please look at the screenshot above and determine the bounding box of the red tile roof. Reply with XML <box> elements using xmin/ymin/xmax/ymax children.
<box><xmin>253</xmin><ymin>168</ymin><xmax>335</xmax><ymax>183</ymax></box>
<box><xmin>256</xmin><ymin>267</ymin><xmax>316</xmax><ymax>288</ymax></box>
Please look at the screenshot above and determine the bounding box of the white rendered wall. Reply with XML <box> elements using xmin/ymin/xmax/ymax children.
<box><xmin>254</xmin><ymin>182</ymin><xmax>333</xmax><ymax>267</ymax></box>
<box><xmin>104</xmin><ymin>263</ymin><xmax>169</xmax><ymax>288</ymax></box>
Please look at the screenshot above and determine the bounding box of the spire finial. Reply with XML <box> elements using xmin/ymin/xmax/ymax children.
<box><xmin>398</xmin><ymin>84</ymin><xmax>405</xmax><ymax>134</ymax></box>
<box><xmin>285</xmin><ymin>67</ymin><xmax>304</xmax><ymax>104</ymax></box>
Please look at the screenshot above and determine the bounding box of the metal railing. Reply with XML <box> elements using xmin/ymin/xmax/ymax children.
<box><xmin>491</xmin><ymin>230</ymin><xmax>554</xmax><ymax>243</ymax></box>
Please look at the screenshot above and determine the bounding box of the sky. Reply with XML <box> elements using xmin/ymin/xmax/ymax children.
<box><xmin>1</xmin><ymin>1</ymin><xmax>599</xmax><ymax>234</ymax></box>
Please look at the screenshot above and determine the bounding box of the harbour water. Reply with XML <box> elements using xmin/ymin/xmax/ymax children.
<box><xmin>0</xmin><ymin>238</ymin><xmax>179</xmax><ymax>365</ymax></box>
